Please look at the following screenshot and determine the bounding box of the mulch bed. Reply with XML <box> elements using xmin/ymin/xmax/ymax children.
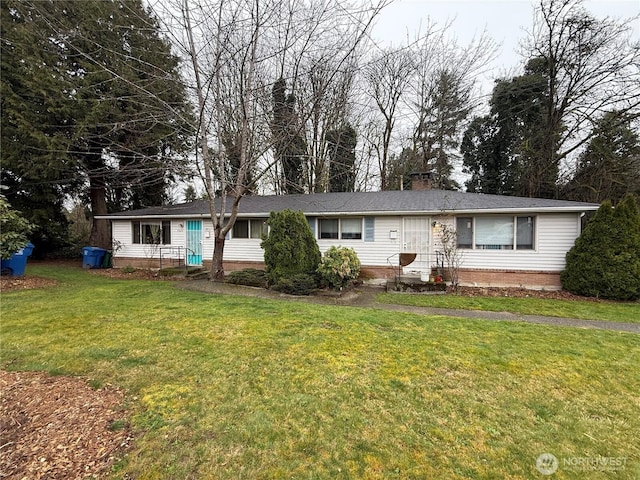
<box><xmin>0</xmin><ymin>263</ymin><xmax>182</xmax><ymax>292</ymax></box>
<box><xmin>0</xmin><ymin>371</ymin><xmax>131</xmax><ymax>480</ymax></box>
<box><xmin>454</xmin><ymin>285</ymin><xmax>602</xmax><ymax>302</ymax></box>
<box><xmin>88</xmin><ymin>268</ymin><xmax>186</xmax><ymax>282</ymax></box>
<box><xmin>0</xmin><ymin>275</ymin><xmax>58</xmax><ymax>292</ymax></box>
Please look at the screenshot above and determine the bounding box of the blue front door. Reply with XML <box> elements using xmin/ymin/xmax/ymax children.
<box><xmin>186</xmin><ymin>220</ymin><xmax>203</xmax><ymax>266</ymax></box>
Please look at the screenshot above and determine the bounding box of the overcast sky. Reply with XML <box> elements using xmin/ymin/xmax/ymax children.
<box><xmin>367</xmin><ymin>0</ymin><xmax>638</xmax><ymax>188</ymax></box>
<box><xmin>371</xmin><ymin>0</ymin><xmax>639</xmax><ymax>94</ymax></box>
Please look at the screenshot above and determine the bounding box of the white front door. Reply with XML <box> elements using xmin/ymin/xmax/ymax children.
<box><xmin>403</xmin><ymin>217</ymin><xmax>430</xmax><ymax>272</ymax></box>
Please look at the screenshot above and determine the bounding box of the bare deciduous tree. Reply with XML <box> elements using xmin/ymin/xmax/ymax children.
<box><xmin>523</xmin><ymin>0</ymin><xmax>640</xmax><ymax>194</ymax></box>
<box><xmin>157</xmin><ymin>0</ymin><xmax>385</xmax><ymax>279</ymax></box>
<box><xmin>438</xmin><ymin>222</ymin><xmax>463</xmax><ymax>290</ymax></box>
<box><xmin>363</xmin><ymin>46</ymin><xmax>415</xmax><ymax>190</ymax></box>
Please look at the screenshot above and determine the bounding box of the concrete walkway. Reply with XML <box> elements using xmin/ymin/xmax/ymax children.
<box><xmin>176</xmin><ymin>281</ymin><xmax>640</xmax><ymax>334</ymax></box>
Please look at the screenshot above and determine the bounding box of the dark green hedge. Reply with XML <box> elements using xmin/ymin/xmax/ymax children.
<box><xmin>272</xmin><ymin>273</ymin><xmax>318</xmax><ymax>296</ymax></box>
<box><xmin>225</xmin><ymin>268</ymin><xmax>268</xmax><ymax>288</ymax></box>
<box><xmin>561</xmin><ymin>194</ymin><xmax>640</xmax><ymax>300</ymax></box>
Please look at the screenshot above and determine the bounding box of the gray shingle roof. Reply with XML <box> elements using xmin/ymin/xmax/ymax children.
<box><xmin>103</xmin><ymin>190</ymin><xmax>600</xmax><ymax>218</ymax></box>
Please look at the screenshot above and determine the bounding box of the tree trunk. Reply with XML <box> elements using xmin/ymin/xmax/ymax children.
<box><xmin>212</xmin><ymin>229</ymin><xmax>226</xmax><ymax>281</ymax></box>
<box><xmin>88</xmin><ymin>172</ymin><xmax>111</xmax><ymax>250</ymax></box>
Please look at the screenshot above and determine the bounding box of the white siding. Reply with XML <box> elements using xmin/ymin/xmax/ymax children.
<box><xmin>223</xmin><ymin>216</ymin><xmax>404</xmax><ymax>266</ymax></box>
<box><xmin>112</xmin><ymin>219</ymin><xmax>185</xmax><ymax>260</ymax></box>
<box><xmin>112</xmin><ymin>212</ymin><xmax>581</xmax><ymax>272</ymax></box>
<box><xmin>315</xmin><ymin>216</ymin><xmax>402</xmax><ymax>266</ymax></box>
<box><xmin>453</xmin><ymin>213</ymin><xmax>580</xmax><ymax>271</ymax></box>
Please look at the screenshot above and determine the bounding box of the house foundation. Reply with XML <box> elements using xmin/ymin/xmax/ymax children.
<box><xmin>111</xmin><ymin>257</ymin><xmax>562</xmax><ymax>290</ymax></box>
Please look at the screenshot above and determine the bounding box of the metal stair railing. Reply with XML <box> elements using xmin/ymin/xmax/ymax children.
<box><xmin>159</xmin><ymin>246</ymin><xmax>185</xmax><ymax>271</ymax></box>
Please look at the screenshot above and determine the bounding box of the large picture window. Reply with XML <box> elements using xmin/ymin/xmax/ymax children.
<box><xmin>318</xmin><ymin>218</ymin><xmax>363</xmax><ymax>240</ymax></box>
<box><xmin>476</xmin><ymin>216</ymin><xmax>514</xmax><ymax>250</ymax></box>
<box><xmin>132</xmin><ymin>221</ymin><xmax>171</xmax><ymax>245</ymax></box>
<box><xmin>456</xmin><ymin>216</ymin><xmax>535</xmax><ymax>250</ymax></box>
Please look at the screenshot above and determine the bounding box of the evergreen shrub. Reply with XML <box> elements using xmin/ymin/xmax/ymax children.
<box><xmin>0</xmin><ymin>196</ymin><xmax>33</xmax><ymax>259</ymax></box>
<box><xmin>272</xmin><ymin>273</ymin><xmax>317</xmax><ymax>296</ymax></box>
<box><xmin>261</xmin><ymin>209</ymin><xmax>321</xmax><ymax>285</ymax></box>
<box><xmin>561</xmin><ymin>194</ymin><xmax>640</xmax><ymax>300</ymax></box>
<box><xmin>226</xmin><ymin>268</ymin><xmax>268</xmax><ymax>288</ymax></box>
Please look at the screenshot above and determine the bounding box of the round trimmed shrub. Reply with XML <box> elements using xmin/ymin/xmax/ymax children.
<box><xmin>318</xmin><ymin>246</ymin><xmax>361</xmax><ymax>290</ymax></box>
<box><xmin>561</xmin><ymin>194</ymin><xmax>640</xmax><ymax>300</ymax></box>
<box><xmin>261</xmin><ymin>209</ymin><xmax>321</xmax><ymax>285</ymax></box>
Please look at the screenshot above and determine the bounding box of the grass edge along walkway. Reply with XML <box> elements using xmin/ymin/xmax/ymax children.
<box><xmin>176</xmin><ymin>281</ymin><xmax>640</xmax><ymax>334</ymax></box>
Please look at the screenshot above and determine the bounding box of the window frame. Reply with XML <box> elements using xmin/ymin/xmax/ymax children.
<box><xmin>340</xmin><ymin>218</ymin><xmax>363</xmax><ymax>240</ymax></box>
<box><xmin>231</xmin><ymin>218</ymin><xmax>268</xmax><ymax>239</ymax></box>
<box><xmin>456</xmin><ymin>215</ymin><xmax>536</xmax><ymax>251</ymax></box>
<box><xmin>232</xmin><ymin>219</ymin><xmax>249</xmax><ymax>239</ymax></box>
<box><xmin>132</xmin><ymin>220</ymin><xmax>171</xmax><ymax>245</ymax></box>
<box><xmin>250</xmin><ymin>219</ymin><xmax>268</xmax><ymax>239</ymax></box>
<box><xmin>318</xmin><ymin>218</ymin><xmax>339</xmax><ymax>239</ymax></box>
<box><xmin>475</xmin><ymin>216</ymin><xmax>515</xmax><ymax>250</ymax></box>
<box><xmin>317</xmin><ymin>217</ymin><xmax>365</xmax><ymax>241</ymax></box>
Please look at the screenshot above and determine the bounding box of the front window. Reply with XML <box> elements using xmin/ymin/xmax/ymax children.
<box><xmin>456</xmin><ymin>216</ymin><xmax>536</xmax><ymax>250</ymax></box>
<box><xmin>250</xmin><ymin>219</ymin><xmax>268</xmax><ymax>239</ymax></box>
<box><xmin>132</xmin><ymin>221</ymin><xmax>171</xmax><ymax>245</ymax></box>
<box><xmin>340</xmin><ymin>218</ymin><xmax>362</xmax><ymax>240</ymax></box>
<box><xmin>319</xmin><ymin>219</ymin><xmax>339</xmax><ymax>239</ymax></box>
<box><xmin>232</xmin><ymin>219</ymin><xmax>268</xmax><ymax>239</ymax></box>
<box><xmin>456</xmin><ymin>217</ymin><xmax>473</xmax><ymax>249</ymax></box>
<box><xmin>516</xmin><ymin>216</ymin><xmax>535</xmax><ymax>250</ymax></box>
<box><xmin>318</xmin><ymin>218</ymin><xmax>363</xmax><ymax>240</ymax></box>
<box><xmin>475</xmin><ymin>216</ymin><xmax>514</xmax><ymax>250</ymax></box>
<box><xmin>233</xmin><ymin>220</ymin><xmax>249</xmax><ymax>238</ymax></box>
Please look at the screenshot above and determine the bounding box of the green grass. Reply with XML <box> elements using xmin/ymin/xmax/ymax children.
<box><xmin>377</xmin><ymin>292</ymin><xmax>640</xmax><ymax>324</ymax></box>
<box><xmin>1</xmin><ymin>265</ymin><xmax>639</xmax><ymax>479</ymax></box>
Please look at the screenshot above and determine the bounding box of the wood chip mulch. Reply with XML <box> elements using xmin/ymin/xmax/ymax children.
<box><xmin>0</xmin><ymin>371</ymin><xmax>131</xmax><ymax>480</ymax></box>
<box><xmin>0</xmin><ymin>276</ymin><xmax>57</xmax><ymax>292</ymax></box>
<box><xmin>454</xmin><ymin>285</ymin><xmax>602</xmax><ymax>301</ymax></box>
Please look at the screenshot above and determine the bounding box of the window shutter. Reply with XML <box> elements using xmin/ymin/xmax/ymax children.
<box><xmin>364</xmin><ymin>217</ymin><xmax>375</xmax><ymax>242</ymax></box>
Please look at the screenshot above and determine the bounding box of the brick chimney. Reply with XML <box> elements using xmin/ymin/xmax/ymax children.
<box><xmin>410</xmin><ymin>171</ymin><xmax>433</xmax><ymax>191</ymax></box>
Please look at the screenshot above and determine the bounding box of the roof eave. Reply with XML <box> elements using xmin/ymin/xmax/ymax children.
<box><xmin>98</xmin><ymin>204</ymin><xmax>599</xmax><ymax>220</ymax></box>
<box><xmin>95</xmin><ymin>213</ymin><xmax>211</xmax><ymax>220</ymax></box>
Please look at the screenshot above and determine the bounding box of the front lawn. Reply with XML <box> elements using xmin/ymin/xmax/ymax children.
<box><xmin>377</xmin><ymin>292</ymin><xmax>640</xmax><ymax>324</ymax></box>
<box><xmin>1</xmin><ymin>265</ymin><xmax>639</xmax><ymax>479</ymax></box>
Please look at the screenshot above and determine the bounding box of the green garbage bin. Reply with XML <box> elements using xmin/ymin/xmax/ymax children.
<box><xmin>101</xmin><ymin>250</ymin><xmax>112</xmax><ymax>268</ymax></box>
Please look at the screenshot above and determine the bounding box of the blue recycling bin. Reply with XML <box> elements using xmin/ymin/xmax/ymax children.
<box><xmin>0</xmin><ymin>242</ymin><xmax>35</xmax><ymax>277</ymax></box>
<box><xmin>82</xmin><ymin>246</ymin><xmax>107</xmax><ymax>269</ymax></box>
